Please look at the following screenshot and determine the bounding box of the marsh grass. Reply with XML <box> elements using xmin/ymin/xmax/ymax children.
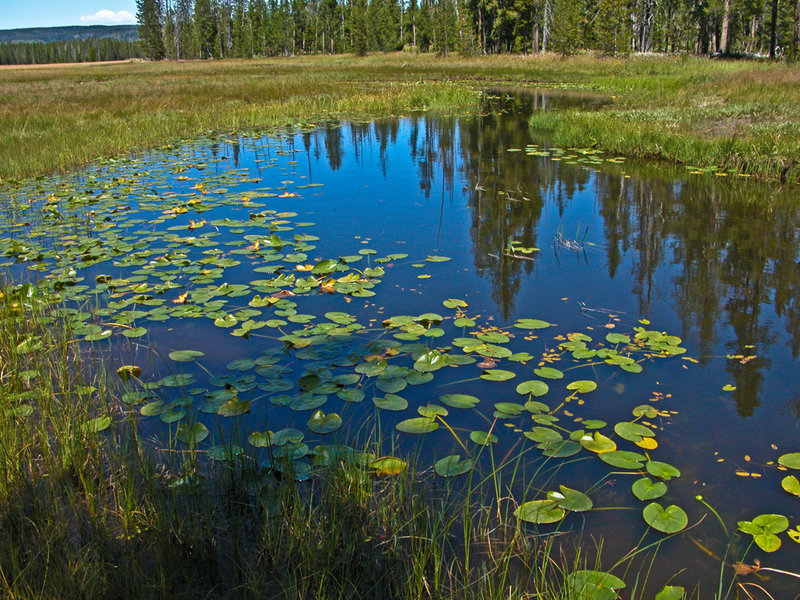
<box><xmin>2</xmin><ymin>53</ymin><xmax>800</xmax><ymax>182</ymax></box>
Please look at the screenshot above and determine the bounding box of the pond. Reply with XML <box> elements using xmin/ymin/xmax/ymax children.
<box><xmin>2</xmin><ymin>89</ymin><xmax>799</xmax><ymax>597</ymax></box>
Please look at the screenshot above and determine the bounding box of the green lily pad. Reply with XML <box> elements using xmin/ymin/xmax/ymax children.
<box><xmin>213</xmin><ymin>314</ymin><xmax>238</xmax><ymax>328</ymax></box>
<box><xmin>439</xmin><ymin>393</ymin><xmax>480</xmax><ymax>409</ymax></box>
<box><xmin>513</xmin><ymin>319</ymin><xmax>551</xmax><ymax>330</ymax></box>
<box><xmin>514</xmin><ymin>500</ymin><xmax>565</xmax><ymax>524</ymax></box>
<box><xmin>646</xmin><ymin>461</ymin><xmax>681</xmax><ymax>481</ymax></box>
<box><xmin>414</xmin><ymin>350</ymin><xmax>446</xmax><ymax>373</ymax></box>
<box><xmin>116</xmin><ymin>365</ymin><xmax>141</xmax><ymax>381</ymax></box>
<box><xmin>566</xmin><ymin>380</ymin><xmax>597</xmax><ymax>393</ymax></box>
<box><xmin>632</xmin><ymin>477</ymin><xmax>668</xmax><ymax>501</ymax></box>
<box><xmin>547</xmin><ymin>485</ymin><xmax>592</xmax><ymax>512</ymax></box>
<box><xmin>566</xmin><ymin>570</ymin><xmax>626</xmax><ymax>600</ymax></box>
<box><xmin>308</xmin><ymin>410</ymin><xmax>342</xmax><ymax>434</ymax></box>
<box><xmin>778</xmin><ymin>452</ymin><xmax>800</xmax><ymax>469</ymax></box>
<box><xmin>643</xmin><ymin>502</ymin><xmax>688</xmax><ymax>534</ymax></box>
<box><xmin>227</xmin><ymin>358</ymin><xmax>255</xmax><ymax>371</ymax></box>
<box><xmin>606</xmin><ymin>333</ymin><xmax>631</xmax><ymax>345</ymax></box>
<box><xmin>168</xmin><ymin>349</ymin><xmax>205</xmax><ymax>362</ymax></box>
<box><xmin>373</xmin><ymin>394</ymin><xmax>408</xmax><ymax>411</ymax></box>
<box><xmin>598</xmin><ymin>450</ymin><xmax>646</xmax><ymax>469</ymax></box>
<box><xmin>338</xmin><ymin>388</ymin><xmax>365</xmax><ymax>403</ymax></box>
<box><xmin>655</xmin><ymin>586</ymin><xmax>686</xmax><ymax>600</ymax></box>
<box><xmin>534</xmin><ymin>367</ymin><xmax>563</xmax><ymax>380</ymax></box>
<box><xmin>470</xmin><ymin>431</ymin><xmax>498</xmax><ymax>446</ymax></box>
<box><xmin>481</xmin><ymin>369</ymin><xmax>515</xmax><ymax>382</ymax></box>
<box><xmin>83</xmin><ymin>415</ymin><xmax>112</xmax><ymax>433</ymax></box>
<box><xmin>524</xmin><ymin>427</ymin><xmax>563</xmax><ymax>444</ymax></box>
<box><xmin>176</xmin><ymin>422</ymin><xmax>209</xmax><ymax>445</ymax></box>
<box><xmin>614</xmin><ymin>422</ymin><xmax>655</xmax><ymax>442</ymax></box>
<box><xmin>396</xmin><ymin>417</ymin><xmax>438</xmax><ymax>434</ymax></box>
<box><xmin>369</xmin><ymin>457</ymin><xmax>407</xmax><ymax>476</ymax></box>
<box><xmin>443</xmin><ymin>298</ymin><xmax>467</xmax><ymax>309</ymax></box>
<box><xmin>434</xmin><ymin>455</ymin><xmax>474</xmax><ymax>477</ymax></box>
<box><xmin>426</xmin><ymin>255</ymin><xmax>451</xmax><ymax>262</ymax></box>
<box><xmin>781</xmin><ymin>475</ymin><xmax>800</xmax><ymax>496</ymax></box>
<box><xmin>580</xmin><ymin>432</ymin><xmax>616</xmax><ymax>453</ymax></box>
<box><xmin>538</xmin><ymin>440</ymin><xmax>582</xmax><ymax>457</ymax></box>
<box><xmin>418</xmin><ymin>404</ymin><xmax>448</xmax><ymax>418</ymax></box>
<box><xmin>516</xmin><ymin>380</ymin><xmax>549</xmax><ymax>396</ymax></box>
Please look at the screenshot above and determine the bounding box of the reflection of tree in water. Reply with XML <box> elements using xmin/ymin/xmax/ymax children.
<box><xmin>596</xmin><ymin>174</ymin><xmax>800</xmax><ymax>417</ymax></box>
<box><xmin>456</xmin><ymin>102</ymin><xmax>590</xmax><ymax>318</ymax></box>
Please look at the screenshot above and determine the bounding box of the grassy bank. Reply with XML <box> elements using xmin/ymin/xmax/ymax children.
<box><xmin>2</xmin><ymin>53</ymin><xmax>800</xmax><ymax>182</ymax></box>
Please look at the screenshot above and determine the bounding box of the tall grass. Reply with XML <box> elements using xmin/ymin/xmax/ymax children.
<box><xmin>2</xmin><ymin>53</ymin><xmax>800</xmax><ymax>182</ymax></box>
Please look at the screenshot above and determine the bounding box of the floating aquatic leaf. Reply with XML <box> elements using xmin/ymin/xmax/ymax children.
<box><xmin>582</xmin><ymin>420</ymin><xmax>606</xmax><ymax>429</ymax></box>
<box><xmin>169</xmin><ymin>349</ymin><xmax>205</xmax><ymax>362</ymax></box>
<box><xmin>534</xmin><ymin>367</ymin><xmax>563</xmax><ymax>380</ymax></box>
<box><xmin>308</xmin><ymin>410</ymin><xmax>342</xmax><ymax>434</ymax></box>
<box><xmin>249</xmin><ymin>431</ymin><xmax>274</xmax><ymax>447</ymax></box>
<box><xmin>646</xmin><ymin>461</ymin><xmax>681</xmax><ymax>481</ymax></box>
<box><xmin>722</xmin><ymin>384</ymin><xmax>736</xmax><ymax>391</ymax></box>
<box><xmin>566</xmin><ymin>570</ymin><xmax>626</xmax><ymax>600</ymax></box>
<box><xmin>614</xmin><ymin>422</ymin><xmax>655</xmax><ymax>442</ymax></box>
<box><xmin>414</xmin><ymin>350</ymin><xmax>446</xmax><ymax>373</ymax></box>
<box><xmin>426</xmin><ymin>255</ymin><xmax>451</xmax><ymax>262</ymax></box>
<box><xmin>213</xmin><ymin>314</ymin><xmax>238</xmax><ymax>328</ymax></box>
<box><xmin>207</xmin><ymin>445</ymin><xmax>244</xmax><ymax>462</ymax></box>
<box><xmin>599</xmin><ymin>450</ymin><xmax>646</xmax><ymax>469</ymax></box>
<box><xmin>493</xmin><ymin>402</ymin><xmax>525</xmax><ymax>417</ymax></box>
<box><xmin>176</xmin><ymin>422</ymin><xmax>209</xmax><ymax>445</ymax></box>
<box><xmin>580</xmin><ymin>432</ymin><xmax>616</xmax><ymax>453</ymax></box>
<box><xmin>289</xmin><ymin>393</ymin><xmax>327</xmax><ymax>411</ymax></box>
<box><xmin>566</xmin><ymin>380</ymin><xmax>597</xmax><ymax>393</ymax></box>
<box><xmin>369</xmin><ymin>457</ymin><xmax>407</xmax><ymax>477</ymax></box>
<box><xmin>396</xmin><ymin>417</ymin><xmax>438</xmax><ymax>434</ymax></box>
<box><xmin>376</xmin><ymin>377</ymin><xmax>407</xmax><ymax>393</ymax></box>
<box><xmin>514</xmin><ymin>500</ymin><xmax>565</xmax><ymax>524</ymax></box>
<box><xmin>524</xmin><ymin>427</ymin><xmax>562</xmax><ymax>444</ymax></box>
<box><xmin>481</xmin><ymin>369</ymin><xmax>515</xmax><ymax>382</ymax></box>
<box><xmin>643</xmin><ymin>503</ymin><xmax>688</xmax><ymax>534</ymax></box>
<box><xmin>373</xmin><ymin>394</ymin><xmax>408</xmax><ymax>411</ymax></box>
<box><xmin>539</xmin><ymin>440</ymin><xmax>582</xmax><ymax>457</ymax></box>
<box><xmin>122</xmin><ymin>326</ymin><xmax>148</xmax><ymax>338</ymax></box>
<box><xmin>655</xmin><ymin>586</ymin><xmax>686</xmax><ymax>600</ymax></box>
<box><xmin>470</xmin><ymin>431</ymin><xmax>498</xmax><ymax>446</ymax></box>
<box><xmin>160</xmin><ymin>373</ymin><xmax>196</xmax><ymax>387</ymax></box>
<box><xmin>439</xmin><ymin>393</ymin><xmax>480</xmax><ymax>409</ymax></box>
<box><xmin>418</xmin><ymin>404</ymin><xmax>448</xmax><ymax>418</ymax></box>
<box><xmin>443</xmin><ymin>298</ymin><xmax>467</xmax><ymax>309</ymax></box>
<box><xmin>83</xmin><ymin>415</ymin><xmax>112</xmax><ymax>433</ymax></box>
<box><xmin>406</xmin><ymin>371</ymin><xmax>434</xmax><ymax>385</ymax></box>
<box><xmin>548</xmin><ymin>485</ymin><xmax>592</xmax><ymax>512</ymax></box>
<box><xmin>516</xmin><ymin>380</ymin><xmax>549</xmax><ymax>396</ymax></box>
<box><xmin>781</xmin><ymin>475</ymin><xmax>800</xmax><ymax>496</ymax></box>
<box><xmin>632</xmin><ymin>405</ymin><xmax>658</xmax><ymax>418</ymax></box>
<box><xmin>227</xmin><ymin>358</ymin><xmax>255</xmax><ymax>371</ymax></box>
<box><xmin>434</xmin><ymin>455</ymin><xmax>474</xmax><ymax>477</ymax></box>
<box><xmin>778</xmin><ymin>452</ymin><xmax>800</xmax><ymax>470</ymax></box>
<box><xmin>116</xmin><ymin>365</ymin><xmax>141</xmax><ymax>381</ymax></box>
<box><xmin>338</xmin><ymin>388</ymin><xmax>365</xmax><ymax>403</ymax></box>
<box><xmin>632</xmin><ymin>477</ymin><xmax>668</xmax><ymax>501</ymax></box>
<box><xmin>513</xmin><ymin>319</ymin><xmax>551</xmax><ymax>330</ymax></box>
<box><xmin>738</xmin><ymin>514</ymin><xmax>789</xmax><ymax>552</ymax></box>
<box><xmin>606</xmin><ymin>333</ymin><xmax>631</xmax><ymax>345</ymax></box>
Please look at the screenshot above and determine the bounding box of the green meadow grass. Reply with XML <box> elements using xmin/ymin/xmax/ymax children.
<box><xmin>1</xmin><ymin>52</ymin><xmax>799</xmax><ymax>182</ymax></box>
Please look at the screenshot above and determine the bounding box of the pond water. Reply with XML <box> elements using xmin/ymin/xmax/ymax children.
<box><xmin>2</xmin><ymin>90</ymin><xmax>799</xmax><ymax>596</ymax></box>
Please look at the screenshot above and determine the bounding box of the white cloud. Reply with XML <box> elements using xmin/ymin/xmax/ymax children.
<box><xmin>79</xmin><ymin>10</ymin><xmax>136</xmax><ymax>25</ymax></box>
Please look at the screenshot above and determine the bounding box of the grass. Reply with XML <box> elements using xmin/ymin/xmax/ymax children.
<box><xmin>2</xmin><ymin>52</ymin><xmax>800</xmax><ymax>182</ymax></box>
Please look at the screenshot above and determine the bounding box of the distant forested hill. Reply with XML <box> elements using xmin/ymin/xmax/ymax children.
<box><xmin>0</xmin><ymin>25</ymin><xmax>138</xmax><ymax>43</ymax></box>
<box><xmin>0</xmin><ymin>26</ymin><xmax>141</xmax><ymax>64</ymax></box>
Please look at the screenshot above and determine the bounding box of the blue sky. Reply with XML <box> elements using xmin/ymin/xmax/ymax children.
<box><xmin>1</xmin><ymin>1</ymin><xmax>138</xmax><ymax>29</ymax></box>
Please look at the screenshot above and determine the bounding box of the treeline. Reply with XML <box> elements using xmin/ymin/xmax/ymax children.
<box><xmin>0</xmin><ymin>38</ymin><xmax>144</xmax><ymax>65</ymax></box>
<box><xmin>136</xmin><ymin>0</ymin><xmax>800</xmax><ymax>59</ymax></box>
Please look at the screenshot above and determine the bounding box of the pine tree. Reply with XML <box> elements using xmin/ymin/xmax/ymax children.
<box><xmin>596</xmin><ymin>0</ymin><xmax>630</xmax><ymax>54</ymax></box>
<box><xmin>137</xmin><ymin>0</ymin><xmax>166</xmax><ymax>59</ymax></box>
<box><xmin>196</xmin><ymin>0</ymin><xmax>218</xmax><ymax>57</ymax></box>
<box><xmin>549</xmin><ymin>0</ymin><xmax>583</xmax><ymax>54</ymax></box>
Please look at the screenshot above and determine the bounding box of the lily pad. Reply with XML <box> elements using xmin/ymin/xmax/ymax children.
<box><xmin>738</xmin><ymin>514</ymin><xmax>789</xmax><ymax>551</ymax></box>
<box><xmin>169</xmin><ymin>350</ymin><xmax>205</xmax><ymax>362</ymax></box>
<box><xmin>646</xmin><ymin>461</ymin><xmax>681</xmax><ymax>481</ymax></box>
<box><xmin>470</xmin><ymin>431</ymin><xmax>498</xmax><ymax>446</ymax></box>
<box><xmin>308</xmin><ymin>410</ymin><xmax>343</xmax><ymax>434</ymax></box>
<box><xmin>396</xmin><ymin>417</ymin><xmax>438</xmax><ymax>434</ymax></box>
<box><xmin>534</xmin><ymin>367</ymin><xmax>563</xmax><ymax>380</ymax></box>
<box><xmin>513</xmin><ymin>319</ymin><xmax>551</xmax><ymax>330</ymax></box>
<box><xmin>481</xmin><ymin>369</ymin><xmax>515</xmax><ymax>382</ymax></box>
<box><xmin>599</xmin><ymin>450</ymin><xmax>646</xmax><ymax>469</ymax></box>
<box><xmin>778</xmin><ymin>452</ymin><xmax>800</xmax><ymax>469</ymax></box>
<box><xmin>547</xmin><ymin>485</ymin><xmax>593</xmax><ymax>512</ymax></box>
<box><xmin>514</xmin><ymin>500</ymin><xmax>565</xmax><ymax>524</ymax></box>
<box><xmin>373</xmin><ymin>394</ymin><xmax>408</xmax><ymax>411</ymax></box>
<box><xmin>643</xmin><ymin>502</ymin><xmax>688</xmax><ymax>534</ymax></box>
<box><xmin>781</xmin><ymin>475</ymin><xmax>800</xmax><ymax>496</ymax></box>
<box><xmin>439</xmin><ymin>393</ymin><xmax>480</xmax><ymax>409</ymax></box>
<box><xmin>434</xmin><ymin>455</ymin><xmax>474</xmax><ymax>477</ymax></box>
<box><xmin>516</xmin><ymin>380</ymin><xmax>549</xmax><ymax>396</ymax></box>
<box><xmin>566</xmin><ymin>380</ymin><xmax>597</xmax><ymax>393</ymax></box>
<box><xmin>566</xmin><ymin>570</ymin><xmax>626</xmax><ymax>600</ymax></box>
<box><xmin>176</xmin><ymin>422</ymin><xmax>209</xmax><ymax>445</ymax></box>
<box><xmin>632</xmin><ymin>477</ymin><xmax>668</xmax><ymax>501</ymax></box>
<box><xmin>369</xmin><ymin>457</ymin><xmax>407</xmax><ymax>477</ymax></box>
<box><xmin>580</xmin><ymin>432</ymin><xmax>617</xmax><ymax>453</ymax></box>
